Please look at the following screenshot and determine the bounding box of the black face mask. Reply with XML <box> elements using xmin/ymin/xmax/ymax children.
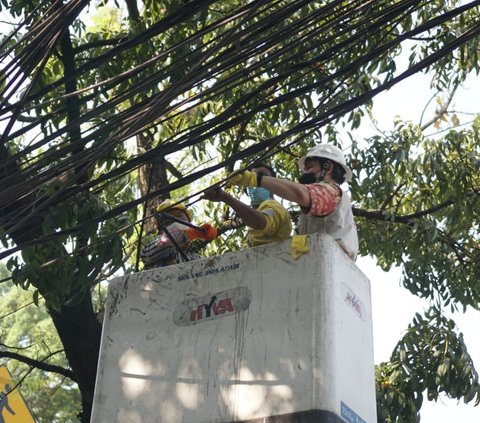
<box><xmin>299</xmin><ymin>172</ymin><xmax>317</xmax><ymax>184</ymax></box>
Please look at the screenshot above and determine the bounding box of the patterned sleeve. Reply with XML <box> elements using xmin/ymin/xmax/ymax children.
<box><xmin>304</xmin><ymin>182</ymin><xmax>341</xmax><ymax>217</ymax></box>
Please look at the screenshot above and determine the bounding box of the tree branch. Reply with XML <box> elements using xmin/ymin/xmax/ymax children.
<box><xmin>380</xmin><ymin>182</ymin><xmax>406</xmax><ymax>211</ymax></box>
<box><xmin>420</xmin><ymin>82</ymin><xmax>459</xmax><ymax>131</ymax></box>
<box><xmin>0</xmin><ymin>350</ymin><xmax>76</xmax><ymax>382</ymax></box>
<box><xmin>353</xmin><ymin>189</ymin><xmax>480</xmax><ymax>223</ymax></box>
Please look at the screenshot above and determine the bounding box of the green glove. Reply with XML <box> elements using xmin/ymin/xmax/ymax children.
<box><xmin>227</xmin><ymin>170</ymin><xmax>257</xmax><ymax>187</ymax></box>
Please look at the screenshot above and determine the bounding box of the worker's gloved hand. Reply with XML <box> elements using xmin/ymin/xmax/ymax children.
<box><xmin>187</xmin><ymin>223</ymin><xmax>218</xmax><ymax>241</ymax></box>
<box><xmin>227</xmin><ymin>170</ymin><xmax>257</xmax><ymax>187</ymax></box>
<box><xmin>291</xmin><ymin>235</ymin><xmax>310</xmax><ymax>260</ymax></box>
<box><xmin>203</xmin><ymin>186</ymin><xmax>226</xmax><ymax>202</ymax></box>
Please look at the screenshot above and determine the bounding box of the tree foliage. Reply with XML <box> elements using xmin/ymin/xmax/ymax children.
<box><xmin>0</xmin><ymin>262</ymin><xmax>81</xmax><ymax>422</ymax></box>
<box><xmin>354</xmin><ymin>125</ymin><xmax>479</xmax><ymax>308</ymax></box>
<box><xmin>376</xmin><ymin>308</ymin><xmax>479</xmax><ymax>422</ymax></box>
<box><xmin>0</xmin><ymin>0</ymin><xmax>479</xmax><ymax>421</ymax></box>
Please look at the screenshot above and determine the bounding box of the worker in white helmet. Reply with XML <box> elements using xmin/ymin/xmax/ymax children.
<box><xmin>228</xmin><ymin>145</ymin><xmax>358</xmax><ymax>260</ymax></box>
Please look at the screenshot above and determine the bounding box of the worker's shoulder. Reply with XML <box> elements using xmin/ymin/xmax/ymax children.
<box><xmin>258</xmin><ymin>198</ymin><xmax>288</xmax><ymax>212</ymax></box>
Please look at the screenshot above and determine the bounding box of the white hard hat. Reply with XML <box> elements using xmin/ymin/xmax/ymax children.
<box><xmin>298</xmin><ymin>144</ymin><xmax>352</xmax><ymax>183</ymax></box>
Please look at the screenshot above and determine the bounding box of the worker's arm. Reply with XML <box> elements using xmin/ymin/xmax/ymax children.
<box><xmin>259</xmin><ymin>175</ymin><xmax>312</xmax><ymax>208</ymax></box>
<box><xmin>203</xmin><ymin>187</ymin><xmax>267</xmax><ymax>230</ymax></box>
<box><xmin>228</xmin><ymin>170</ymin><xmax>312</xmax><ymax>208</ymax></box>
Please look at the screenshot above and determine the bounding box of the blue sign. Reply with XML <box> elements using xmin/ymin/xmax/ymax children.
<box><xmin>340</xmin><ymin>401</ymin><xmax>367</xmax><ymax>423</ymax></box>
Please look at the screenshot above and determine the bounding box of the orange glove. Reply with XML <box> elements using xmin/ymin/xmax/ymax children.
<box><xmin>186</xmin><ymin>223</ymin><xmax>217</xmax><ymax>241</ymax></box>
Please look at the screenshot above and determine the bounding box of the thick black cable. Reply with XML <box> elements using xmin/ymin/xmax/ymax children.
<box><xmin>1</xmin><ymin>2</ymin><xmax>478</xmax><ymax>258</ymax></box>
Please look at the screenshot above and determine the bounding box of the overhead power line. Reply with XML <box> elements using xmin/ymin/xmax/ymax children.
<box><xmin>0</xmin><ymin>0</ymin><xmax>479</xmax><ymax>261</ymax></box>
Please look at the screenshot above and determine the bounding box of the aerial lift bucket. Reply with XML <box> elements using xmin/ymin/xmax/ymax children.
<box><xmin>92</xmin><ymin>233</ymin><xmax>376</xmax><ymax>423</ymax></box>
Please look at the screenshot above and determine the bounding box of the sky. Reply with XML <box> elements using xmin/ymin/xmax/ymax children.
<box><xmin>356</xmin><ymin>68</ymin><xmax>480</xmax><ymax>422</ymax></box>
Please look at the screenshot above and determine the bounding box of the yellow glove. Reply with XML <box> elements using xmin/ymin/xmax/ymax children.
<box><xmin>291</xmin><ymin>235</ymin><xmax>310</xmax><ymax>260</ymax></box>
<box><xmin>227</xmin><ymin>170</ymin><xmax>257</xmax><ymax>187</ymax></box>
